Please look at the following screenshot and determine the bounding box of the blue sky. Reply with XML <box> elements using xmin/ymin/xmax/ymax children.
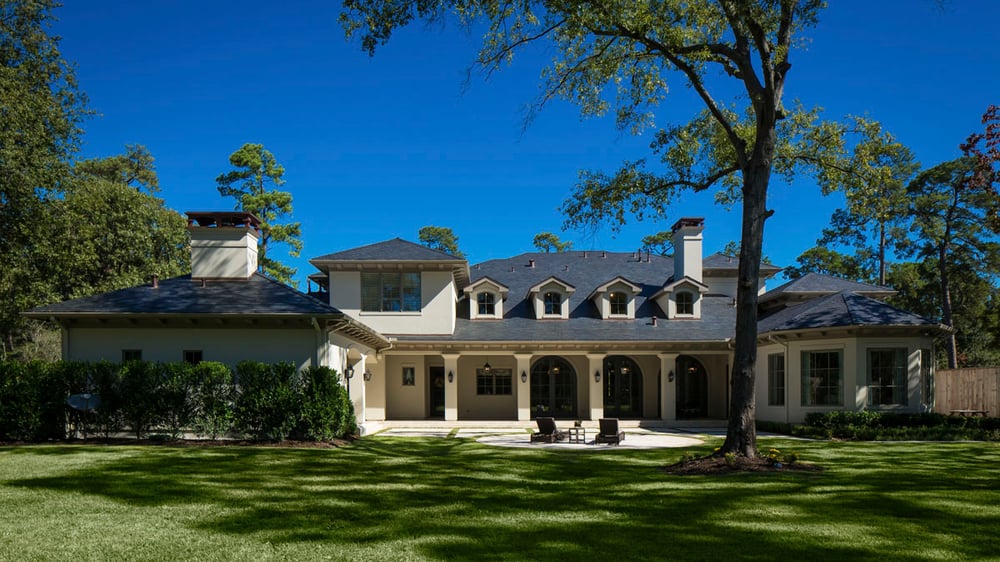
<box><xmin>53</xmin><ymin>1</ymin><xmax>999</xmax><ymax>288</ymax></box>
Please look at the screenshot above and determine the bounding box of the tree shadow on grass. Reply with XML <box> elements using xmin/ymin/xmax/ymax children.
<box><xmin>4</xmin><ymin>438</ymin><xmax>1000</xmax><ymax>560</ymax></box>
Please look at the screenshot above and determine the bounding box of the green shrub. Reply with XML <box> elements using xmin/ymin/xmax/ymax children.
<box><xmin>234</xmin><ymin>361</ymin><xmax>300</xmax><ymax>441</ymax></box>
<box><xmin>160</xmin><ymin>363</ymin><xmax>197</xmax><ymax>439</ymax></box>
<box><xmin>118</xmin><ymin>361</ymin><xmax>164</xmax><ymax>439</ymax></box>
<box><xmin>297</xmin><ymin>366</ymin><xmax>357</xmax><ymax>441</ymax></box>
<box><xmin>797</xmin><ymin>410</ymin><xmax>1000</xmax><ymax>441</ymax></box>
<box><xmin>191</xmin><ymin>362</ymin><xmax>235</xmax><ymax>440</ymax></box>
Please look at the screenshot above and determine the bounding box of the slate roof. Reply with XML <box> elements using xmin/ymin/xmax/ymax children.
<box><xmin>760</xmin><ymin>272</ymin><xmax>896</xmax><ymax>304</ymax></box>
<box><xmin>27</xmin><ymin>274</ymin><xmax>344</xmax><ymax>316</ymax></box>
<box><xmin>757</xmin><ymin>291</ymin><xmax>938</xmax><ymax>334</ymax></box>
<box><xmin>703</xmin><ymin>252</ymin><xmax>783</xmax><ymax>274</ymax></box>
<box><xmin>408</xmin><ymin>250</ymin><xmax>738</xmax><ymax>343</ymax></box>
<box><xmin>311</xmin><ymin>238</ymin><xmax>464</xmax><ymax>263</ymax></box>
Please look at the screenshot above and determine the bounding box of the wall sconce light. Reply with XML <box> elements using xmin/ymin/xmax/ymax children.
<box><xmin>668</xmin><ymin>370</ymin><xmax>675</xmax><ymax>382</ymax></box>
<box><xmin>447</xmin><ymin>370</ymin><xmax>454</xmax><ymax>383</ymax></box>
<box><xmin>363</xmin><ymin>369</ymin><xmax>373</xmax><ymax>382</ymax></box>
<box><xmin>345</xmin><ymin>365</ymin><xmax>355</xmax><ymax>379</ymax></box>
<box><xmin>521</xmin><ymin>371</ymin><xmax>528</xmax><ymax>383</ymax></box>
<box><xmin>594</xmin><ymin>370</ymin><xmax>601</xmax><ymax>383</ymax></box>
<box><xmin>482</xmin><ymin>360</ymin><xmax>492</xmax><ymax>375</ymax></box>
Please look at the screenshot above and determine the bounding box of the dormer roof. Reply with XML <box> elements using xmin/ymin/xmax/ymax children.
<box><xmin>528</xmin><ymin>276</ymin><xmax>577</xmax><ymax>295</ymax></box>
<box><xmin>462</xmin><ymin>276</ymin><xmax>510</xmax><ymax>296</ymax></box>
<box><xmin>587</xmin><ymin>276</ymin><xmax>642</xmax><ymax>300</ymax></box>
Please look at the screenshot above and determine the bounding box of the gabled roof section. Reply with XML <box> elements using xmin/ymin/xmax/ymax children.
<box><xmin>652</xmin><ymin>276</ymin><xmax>710</xmax><ymax>299</ymax></box>
<box><xmin>310</xmin><ymin>237</ymin><xmax>470</xmax><ymax>287</ymax></box>
<box><xmin>462</xmin><ymin>276</ymin><xmax>510</xmax><ymax>296</ymax></box>
<box><xmin>757</xmin><ymin>291</ymin><xmax>940</xmax><ymax>335</ymax></box>
<box><xmin>587</xmin><ymin>276</ymin><xmax>642</xmax><ymax>300</ymax></box>
<box><xmin>759</xmin><ymin>273</ymin><xmax>897</xmax><ymax>305</ymax></box>
<box><xmin>24</xmin><ymin>274</ymin><xmax>391</xmax><ymax>350</ymax></box>
<box><xmin>703</xmin><ymin>252</ymin><xmax>783</xmax><ymax>276</ymax></box>
<box><xmin>528</xmin><ymin>276</ymin><xmax>577</xmax><ymax>295</ymax></box>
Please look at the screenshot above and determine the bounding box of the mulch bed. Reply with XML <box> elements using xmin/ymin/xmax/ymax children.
<box><xmin>662</xmin><ymin>455</ymin><xmax>825</xmax><ymax>476</ymax></box>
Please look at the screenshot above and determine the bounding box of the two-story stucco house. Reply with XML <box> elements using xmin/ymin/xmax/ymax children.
<box><xmin>27</xmin><ymin>212</ymin><xmax>944</xmax><ymax>430</ymax></box>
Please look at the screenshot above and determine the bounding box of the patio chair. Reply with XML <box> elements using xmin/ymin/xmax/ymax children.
<box><xmin>531</xmin><ymin>417</ymin><xmax>566</xmax><ymax>443</ymax></box>
<box><xmin>595</xmin><ymin>418</ymin><xmax>625</xmax><ymax>445</ymax></box>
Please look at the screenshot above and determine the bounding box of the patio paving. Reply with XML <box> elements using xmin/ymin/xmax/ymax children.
<box><xmin>376</xmin><ymin>426</ymin><xmax>708</xmax><ymax>450</ymax></box>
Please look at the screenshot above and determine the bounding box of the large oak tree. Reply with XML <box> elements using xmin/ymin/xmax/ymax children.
<box><xmin>342</xmin><ymin>0</ymin><xmax>862</xmax><ymax>456</ymax></box>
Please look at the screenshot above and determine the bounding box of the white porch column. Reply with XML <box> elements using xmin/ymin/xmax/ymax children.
<box><xmin>586</xmin><ymin>352</ymin><xmax>605</xmax><ymax>421</ymax></box>
<box><xmin>660</xmin><ymin>353</ymin><xmax>679</xmax><ymax>421</ymax></box>
<box><xmin>515</xmin><ymin>353</ymin><xmax>533</xmax><ymax>421</ymax></box>
<box><xmin>442</xmin><ymin>353</ymin><xmax>461</xmax><ymax>421</ymax></box>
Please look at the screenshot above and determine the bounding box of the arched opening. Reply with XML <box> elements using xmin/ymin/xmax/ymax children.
<box><xmin>530</xmin><ymin>356</ymin><xmax>577</xmax><ymax>418</ymax></box>
<box><xmin>676</xmin><ymin>355</ymin><xmax>708</xmax><ymax>419</ymax></box>
<box><xmin>603</xmin><ymin>355</ymin><xmax>643</xmax><ymax>418</ymax></box>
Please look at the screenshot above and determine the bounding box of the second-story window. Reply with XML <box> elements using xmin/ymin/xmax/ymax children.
<box><xmin>544</xmin><ymin>292</ymin><xmax>562</xmax><ymax>315</ymax></box>
<box><xmin>609</xmin><ymin>292</ymin><xmax>627</xmax><ymax>315</ymax></box>
<box><xmin>477</xmin><ymin>292</ymin><xmax>496</xmax><ymax>315</ymax></box>
<box><xmin>361</xmin><ymin>272</ymin><xmax>421</xmax><ymax>312</ymax></box>
<box><xmin>676</xmin><ymin>291</ymin><xmax>694</xmax><ymax>315</ymax></box>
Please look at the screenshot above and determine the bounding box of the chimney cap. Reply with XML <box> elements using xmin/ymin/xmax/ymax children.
<box><xmin>186</xmin><ymin>211</ymin><xmax>262</xmax><ymax>230</ymax></box>
<box><xmin>671</xmin><ymin>217</ymin><xmax>704</xmax><ymax>233</ymax></box>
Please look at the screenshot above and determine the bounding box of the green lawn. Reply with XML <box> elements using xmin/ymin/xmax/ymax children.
<box><xmin>1</xmin><ymin>437</ymin><xmax>998</xmax><ymax>561</ymax></box>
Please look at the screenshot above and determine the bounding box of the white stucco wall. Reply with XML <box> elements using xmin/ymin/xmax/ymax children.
<box><xmin>328</xmin><ymin>270</ymin><xmax>456</xmax><ymax>335</ymax></box>
<box><xmin>65</xmin><ymin>327</ymin><xmax>322</xmax><ymax>369</ymax></box>
<box><xmin>756</xmin><ymin>335</ymin><xmax>933</xmax><ymax>424</ymax></box>
<box><xmin>384</xmin><ymin>354</ymin><xmax>428</xmax><ymax>419</ymax></box>
<box><xmin>189</xmin><ymin>227</ymin><xmax>258</xmax><ymax>279</ymax></box>
<box><xmin>456</xmin><ymin>356</ymin><xmax>518</xmax><ymax>420</ymax></box>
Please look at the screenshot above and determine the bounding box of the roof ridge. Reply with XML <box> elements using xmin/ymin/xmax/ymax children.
<box><xmin>251</xmin><ymin>272</ymin><xmax>342</xmax><ymax>314</ymax></box>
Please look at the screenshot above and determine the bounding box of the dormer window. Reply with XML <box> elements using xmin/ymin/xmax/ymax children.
<box><xmin>676</xmin><ymin>291</ymin><xmax>694</xmax><ymax>315</ymax></box>
<box><xmin>478</xmin><ymin>292</ymin><xmax>496</xmax><ymax>315</ymax></box>
<box><xmin>544</xmin><ymin>292</ymin><xmax>562</xmax><ymax>315</ymax></box>
<box><xmin>609</xmin><ymin>292</ymin><xmax>628</xmax><ymax>316</ymax></box>
<box><xmin>464</xmin><ymin>276</ymin><xmax>508</xmax><ymax>320</ymax></box>
<box><xmin>528</xmin><ymin>276</ymin><xmax>575</xmax><ymax>320</ymax></box>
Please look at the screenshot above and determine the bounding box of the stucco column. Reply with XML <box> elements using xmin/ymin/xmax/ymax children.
<box><xmin>442</xmin><ymin>353</ymin><xmax>461</xmax><ymax>421</ymax></box>
<box><xmin>586</xmin><ymin>352</ymin><xmax>605</xmax><ymax>421</ymax></box>
<box><xmin>514</xmin><ymin>353</ymin><xmax>533</xmax><ymax>421</ymax></box>
<box><xmin>660</xmin><ymin>353</ymin><xmax>679</xmax><ymax>421</ymax></box>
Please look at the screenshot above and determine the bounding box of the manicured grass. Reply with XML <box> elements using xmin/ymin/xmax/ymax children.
<box><xmin>1</xmin><ymin>437</ymin><xmax>998</xmax><ymax>561</ymax></box>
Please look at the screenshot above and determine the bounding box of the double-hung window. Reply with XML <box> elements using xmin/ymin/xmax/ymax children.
<box><xmin>609</xmin><ymin>292</ymin><xmax>627</xmax><ymax>316</ymax></box>
<box><xmin>478</xmin><ymin>292</ymin><xmax>496</xmax><ymax>315</ymax></box>
<box><xmin>868</xmin><ymin>348</ymin><xmax>908</xmax><ymax>406</ymax></box>
<box><xmin>543</xmin><ymin>292</ymin><xmax>562</xmax><ymax>315</ymax></box>
<box><xmin>801</xmin><ymin>350</ymin><xmax>842</xmax><ymax>406</ymax></box>
<box><xmin>361</xmin><ymin>272</ymin><xmax>421</xmax><ymax>312</ymax></box>
<box><xmin>676</xmin><ymin>292</ymin><xmax>694</xmax><ymax>315</ymax></box>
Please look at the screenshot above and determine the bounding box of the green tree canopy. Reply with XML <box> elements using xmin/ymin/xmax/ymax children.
<box><xmin>76</xmin><ymin>143</ymin><xmax>159</xmax><ymax>193</ymax></box>
<box><xmin>343</xmin><ymin>0</ymin><xmax>864</xmax><ymax>456</ymax></box>
<box><xmin>418</xmin><ymin>226</ymin><xmax>464</xmax><ymax>257</ymax></box>
<box><xmin>532</xmin><ymin>232</ymin><xmax>572</xmax><ymax>253</ymax></box>
<box><xmin>640</xmin><ymin>231</ymin><xmax>673</xmax><ymax>256</ymax></box>
<box><xmin>216</xmin><ymin>143</ymin><xmax>303</xmax><ymax>286</ymax></box>
<box><xmin>786</xmin><ymin>246</ymin><xmax>873</xmax><ymax>282</ymax></box>
<box><xmin>0</xmin><ymin>0</ymin><xmax>88</xmax><ymax>355</ymax></box>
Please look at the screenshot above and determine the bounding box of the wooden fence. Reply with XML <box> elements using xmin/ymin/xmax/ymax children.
<box><xmin>934</xmin><ymin>367</ymin><xmax>1000</xmax><ymax>416</ymax></box>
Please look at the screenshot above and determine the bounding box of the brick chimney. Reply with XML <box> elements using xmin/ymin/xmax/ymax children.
<box><xmin>186</xmin><ymin>211</ymin><xmax>261</xmax><ymax>280</ymax></box>
<box><xmin>671</xmin><ymin>217</ymin><xmax>704</xmax><ymax>283</ymax></box>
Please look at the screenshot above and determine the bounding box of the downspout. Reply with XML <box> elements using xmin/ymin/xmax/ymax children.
<box><xmin>768</xmin><ymin>334</ymin><xmax>790</xmax><ymax>426</ymax></box>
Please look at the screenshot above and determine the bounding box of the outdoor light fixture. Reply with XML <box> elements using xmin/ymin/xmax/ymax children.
<box><xmin>521</xmin><ymin>371</ymin><xmax>527</xmax><ymax>383</ymax></box>
<box><xmin>345</xmin><ymin>365</ymin><xmax>355</xmax><ymax>379</ymax></box>
<box><xmin>668</xmin><ymin>370</ymin><xmax>675</xmax><ymax>382</ymax></box>
<box><xmin>448</xmin><ymin>370</ymin><xmax>454</xmax><ymax>383</ymax></box>
<box><xmin>482</xmin><ymin>360</ymin><xmax>492</xmax><ymax>375</ymax></box>
<box><xmin>594</xmin><ymin>370</ymin><xmax>601</xmax><ymax>383</ymax></box>
<box><xmin>363</xmin><ymin>369</ymin><xmax>373</xmax><ymax>382</ymax></box>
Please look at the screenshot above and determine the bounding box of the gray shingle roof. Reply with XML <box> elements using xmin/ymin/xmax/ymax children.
<box><xmin>311</xmin><ymin>238</ymin><xmax>463</xmax><ymax>262</ymax></box>
<box><xmin>760</xmin><ymin>272</ymin><xmax>895</xmax><ymax>303</ymax></box>
<box><xmin>703</xmin><ymin>252</ymin><xmax>782</xmax><ymax>273</ymax></box>
<box><xmin>27</xmin><ymin>274</ymin><xmax>346</xmax><ymax>316</ymax></box>
<box><xmin>757</xmin><ymin>291</ymin><xmax>937</xmax><ymax>334</ymax></box>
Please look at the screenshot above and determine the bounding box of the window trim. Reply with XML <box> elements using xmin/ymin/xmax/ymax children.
<box><xmin>801</xmin><ymin>349</ymin><xmax>843</xmax><ymax>407</ymax></box>
<box><xmin>867</xmin><ymin>347</ymin><xmax>909</xmax><ymax>407</ymax></box>
<box><xmin>402</xmin><ymin>366</ymin><xmax>416</xmax><ymax>386</ymax></box>
<box><xmin>361</xmin><ymin>271</ymin><xmax>422</xmax><ymax>313</ymax></box>
<box><xmin>476</xmin><ymin>368</ymin><xmax>512</xmax><ymax>396</ymax></box>
<box><xmin>767</xmin><ymin>353</ymin><xmax>785</xmax><ymax>406</ymax></box>
<box><xmin>675</xmin><ymin>291</ymin><xmax>694</xmax><ymax>315</ymax></box>
<box><xmin>609</xmin><ymin>291</ymin><xmax>628</xmax><ymax>316</ymax></box>
<box><xmin>477</xmin><ymin>291</ymin><xmax>496</xmax><ymax>316</ymax></box>
<box><xmin>543</xmin><ymin>292</ymin><xmax>562</xmax><ymax>316</ymax></box>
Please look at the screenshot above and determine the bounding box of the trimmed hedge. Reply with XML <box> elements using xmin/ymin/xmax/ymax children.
<box><xmin>0</xmin><ymin>360</ymin><xmax>356</xmax><ymax>442</ymax></box>
<box><xmin>792</xmin><ymin>410</ymin><xmax>1000</xmax><ymax>441</ymax></box>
